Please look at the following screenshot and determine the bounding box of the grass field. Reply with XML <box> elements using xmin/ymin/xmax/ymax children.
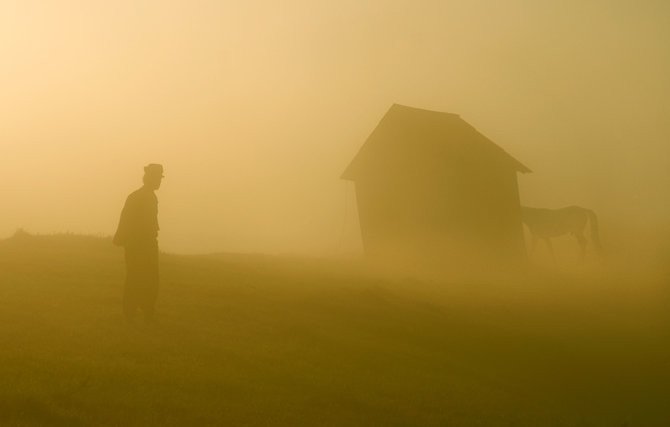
<box><xmin>0</xmin><ymin>233</ymin><xmax>668</xmax><ymax>426</ymax></box>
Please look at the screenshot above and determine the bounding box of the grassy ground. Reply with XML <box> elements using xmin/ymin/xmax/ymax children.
<box><xmin>0</xmin><ymin>233</ymin><xmax>668</xmax><ymax>426</ymax></box>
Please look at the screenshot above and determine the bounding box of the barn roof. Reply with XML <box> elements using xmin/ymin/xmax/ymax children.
<box><xmin>342</xmin><ymin>104</ymin><xmax>531</xmax><ymax>180</ymax></box>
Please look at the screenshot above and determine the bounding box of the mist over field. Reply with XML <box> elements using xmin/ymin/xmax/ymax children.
<box><xmin>1</xmin><ymin>1</ymin><xmax>669</xmax><ymax>426</ymax></box>
<box><xmin>2</xmin><ymin>0</ymin><xmax>669</xmax><ymax>255</ymax></box>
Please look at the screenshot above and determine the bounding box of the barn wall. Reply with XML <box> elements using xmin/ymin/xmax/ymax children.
<box><xmin>353</xmin><ymin>161</ymin><xmax>526</xmax><ymax>272</ymax></box>
<box><xmin>443</xmin><ymin>162</ymin><xmax>526</xmax><ymax>264</ymax></box>
<box><xmin>354</xmin><ymin>175</ymin><xmax>424</xmax><ymax>263</ymax></box>
<box><xmin>502</xmin><ymin>169</ymin><xmax>527</xmax><ymax>261</ymax></box>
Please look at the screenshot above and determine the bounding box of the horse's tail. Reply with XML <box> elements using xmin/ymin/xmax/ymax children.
<box><xmin>586</xmin><ymin>209</ymin><xmax>603</xmax><ymax>254</ymax></box>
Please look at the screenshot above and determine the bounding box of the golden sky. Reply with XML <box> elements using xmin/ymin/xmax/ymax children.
<box><xmin>1</xmin><ymin>0</ymin><xmax>669</xmax><ymax>253</ymax></box>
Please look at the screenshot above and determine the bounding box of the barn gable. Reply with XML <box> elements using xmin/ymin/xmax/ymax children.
<box><xmin>342</xmin><ymin>104</ymin><xmax>530</xmax><ymax>181</ymax></box>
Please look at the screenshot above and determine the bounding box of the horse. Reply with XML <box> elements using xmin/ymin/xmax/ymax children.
<box><xmin>521</xmin><ymin>206</ymin><xmax>602</xmax><ymax>262</ymax></box>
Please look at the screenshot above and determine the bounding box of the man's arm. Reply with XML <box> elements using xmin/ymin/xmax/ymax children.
<box><xmin>113</xmin><ymin>196</ymin><xmax>133</xmax><ymax>246</ymax></box>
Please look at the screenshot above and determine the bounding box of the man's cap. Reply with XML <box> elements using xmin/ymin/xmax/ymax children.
<box><xmin>144</xmin><ymin>164</ymin><xmax>164</xmax><ymax>177</ymax></box>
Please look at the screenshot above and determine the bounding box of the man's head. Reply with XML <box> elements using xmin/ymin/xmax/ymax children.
<box><xmin>143</xmin><ymin>164</ymin><xmax>164</xmax><ymax>190</ymax></box>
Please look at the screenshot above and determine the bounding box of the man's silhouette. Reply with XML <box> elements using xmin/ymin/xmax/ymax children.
<box><xmin>113</xmin><ymin>164</ymin><xmax>164</xmax><ymax>323</ymax></box>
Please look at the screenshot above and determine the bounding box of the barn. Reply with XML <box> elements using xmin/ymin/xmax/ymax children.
<box><xmin>342</xmin><ymin>104</ymin><xmax>531</xmax><ymax>272</ymax></box>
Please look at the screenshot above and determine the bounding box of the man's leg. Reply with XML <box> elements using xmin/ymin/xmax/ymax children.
<box><xmin>139</xmin><ymin>247</ymin><xmax>159</xmax><ymax>323</ymax></box>
<box><xmin>124</xmin><ymin>249</ymin><xmax>141</xmax><ymax>323</ymax></box>
<box><xmin>123</xmin><ymin>277</ymin><xmax>140</xmax><ymax>323</ymax></box>
<box><xmin>142</xmin><ymin>286</ymin><xmax>157</xmax><ymax>323</ymax></box>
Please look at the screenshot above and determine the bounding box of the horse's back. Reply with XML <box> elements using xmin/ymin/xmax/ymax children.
<box><xmin>523</xmin><ymin>205</ymin><xmax>589</xmax><ymax>237</ymax></box>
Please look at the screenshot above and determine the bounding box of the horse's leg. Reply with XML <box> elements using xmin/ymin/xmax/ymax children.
<box><xmin>544</xmin><ymin>238</ymin><xmax>556</xmax><ymax>264</ymax></box>
<box><xmin>575</xmin><ymin>232</ymin><xmax>587</xmax><ymax>263</ymax></box>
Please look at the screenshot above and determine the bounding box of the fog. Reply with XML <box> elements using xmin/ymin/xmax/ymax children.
<box><xmin>2</xmin><ymin>0</ymin><xmax>669</xmax><ymax>255</ymax></box>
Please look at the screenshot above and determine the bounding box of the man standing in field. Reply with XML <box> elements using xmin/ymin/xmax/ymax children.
<box><xmin>113</xmin><ymin>164</ymin><xmax>164</xmax><ymax>323</ymax></box>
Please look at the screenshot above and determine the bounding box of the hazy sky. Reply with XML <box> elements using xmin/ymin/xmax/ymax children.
<box><xmin>1</xmin><ymin>0</ymin><xmax>669</xmax><ymax>254</ymax></box>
